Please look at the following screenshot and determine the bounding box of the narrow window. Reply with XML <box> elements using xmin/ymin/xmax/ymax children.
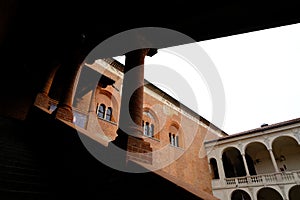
<box><xmin>209</xmin><ymin>158</ymin><xmax>220</xmax><ymax>179</ymax></box>
<box><xmin>175</xmin><ymin>135</ymin><xmax>179</xmax><ymax>147</ymax></box>
<box><xmin>105</xmin><ymin>107</ymin><xmax>112</xmax><ymax>121</ymax></box>
<box><xmin>145</xmin><ymin>122</ymin><xmax>150</xmax><ymax>136</ymax></box>
<box><xmin>97</xmin><ymin>104</ymin><xmax>105</xmax><ymax>119</ymax></box>
<box><xmin>150</xmin><ymin>124</ymin><xmax>154</xmax><ymax>137</ymax></box>
<box><xmin>169</xmin><ymin>133</ymin><xmax>176</xmax><ymax>146</ymax></box>
<box><xmin>172</xmin><ymin>134</ymin><xmax>176</xmax><ymax>146</ymax></box>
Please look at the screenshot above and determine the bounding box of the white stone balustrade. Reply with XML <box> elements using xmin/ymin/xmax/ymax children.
<box><xmin>222</xmin><ymin>170</ymin><xmax>300</xmax><ymax>188</ymax></box>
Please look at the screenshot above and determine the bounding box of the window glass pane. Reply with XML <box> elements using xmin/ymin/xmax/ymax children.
<box><xmin>150</xmin><ymin>124</ymin><xmax>154</xmax><ymax>137</ymax></box>
<box><xmin>105</xmin><ymin>107</ymin><xmax>112</xmax><ymax>121</ymax></box>
<box><xmin>145</xmin><ymin>122</ymin><xmax>149</xmax><ymax>136</ymax></box>
<box><xmin>98</xmin><ymin>104</ymin><xmax>105</xmax><ymax>118</ymax></box>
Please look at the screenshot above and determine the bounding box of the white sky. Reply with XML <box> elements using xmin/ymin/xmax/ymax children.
<box><xmin>114</xmin><ymin>23</ymin><xmax>300</xmax><ymax>135</ymax></box>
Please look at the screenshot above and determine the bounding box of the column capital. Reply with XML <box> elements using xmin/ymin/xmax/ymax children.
<box><xmin>125</xmin><ymin>48</ymin><xmax>157</xmax><ymax>58</ymax></box>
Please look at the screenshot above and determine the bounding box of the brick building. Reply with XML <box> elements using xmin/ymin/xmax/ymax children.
<box><xmin>33</xmin><ymin>57</ymin><xmax>226</xmax><ymax>199</ymax></box>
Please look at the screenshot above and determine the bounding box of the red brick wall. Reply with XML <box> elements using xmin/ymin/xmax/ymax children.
<box><xmin>71</xmin><ymin>62</ymin><xmax>223</xmax><ymax>195</ymax></box>
<box><xmin>85</xmin><ymin>82</ymin><xmax>218</xmax><ymax>194</ymax></box>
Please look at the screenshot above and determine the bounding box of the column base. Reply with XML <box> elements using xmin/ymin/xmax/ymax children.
<box><xmin>113</xmin><ymin>129</ymin><xmax>153</xmax><ymax>165</ymax></box>
<box><xmin>127</xmin><ymin>136</ymin><xmax>152</xmax><ymax>165</ymax></box>
<box><xmin>34</xmin><ymin>93</ymin><xmax>50</xmax><ymax>110</ymax></box>
<box><xmin>52</xmin><ymin>105</ymin><xmax>74</xmax><ymax>122</ymax></box>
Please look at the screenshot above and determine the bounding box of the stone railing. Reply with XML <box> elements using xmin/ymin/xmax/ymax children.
<box><xmin>223</xmin><ymin>170</ymin><xmax>300</xmax><ymax>188</ymax></box>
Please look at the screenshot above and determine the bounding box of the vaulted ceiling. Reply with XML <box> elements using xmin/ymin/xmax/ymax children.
<box><xmin>1</xmin><ymin>1</ymin><xmax>300</xmax><ymax>72</ymax></box>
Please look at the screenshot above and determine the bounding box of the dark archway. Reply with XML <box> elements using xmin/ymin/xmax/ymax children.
<box><xmin>289</xmin><ymin>185</ymin><xmax>300</xmax><ymax>200</ymax></box>
<box><xmin>231</xmin><ymin>189</ymin><xmax>251</xmax><ymax>200</ymax></box>
<box><xmin>222</xmin><ymin>147</ymin><xmax>246</xmax><ymax>178</ymax></box>
<box><xmin>245</xmin><ymin>153</ymin><xmax>256</xmax><ymax>175</ymax></box>
<box><xmin>209</xmin><ymin>158</ymin><xmax>219</xmax><ymax>179</ymax></box>
<box><xmin>272</xmin><ymin>136</ymin><xmax>300</xmax><ymax>172</ymax></box>
<box><xmin>257</xmin><ymin>187</ymin><xmax>283</xmax><ymax>200</ymax></box>
<box><xmin>245</xmin><ymin>142</ymin><xmax>272</xmax><ymax>175</ymax></box>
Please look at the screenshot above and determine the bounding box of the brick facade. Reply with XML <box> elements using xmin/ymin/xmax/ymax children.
<box><xmin>31</xmin><ymin>58</ymin><xmax>226</xmax><ymax>199</ymax></box>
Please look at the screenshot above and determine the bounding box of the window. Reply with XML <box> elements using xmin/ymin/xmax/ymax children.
<box><xmin>97</xmin><ymin>104</ymin><xmax>105</xmax><ymax>119</ymax></box>
<box><xmin>169</xmin><ymin>133</ymin><xmax>179</xmax><ymax>147</ymax></box>
<box><xmin>105</xmin><ymin>107</ymin><xmax>112</xmax><ymax>121</ymax></box>
<box><xmin>142</xmin><ymin>110</ymin><xmax>158</xmax><ymax>138</ymax></box>
<box><xmin>96</xmin><ymin>104</ymin><xmax>113</xmax><ymax>121</ymax></box>
<box><xmin>150</xmin><ymin>124</ymin><xmax>154</xmax><ymax>137</ymax></box>
<box><xmin>142</xmin><ymin>121</ymin><xmax>155</xmax><ymax>137</ymax></box>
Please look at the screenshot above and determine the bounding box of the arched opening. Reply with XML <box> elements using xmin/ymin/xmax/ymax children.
<box><xmin>95</xmin><ymin>89</ymin><xmax>119</xmax><ymax>123</ymax></box>
<box><xmin>257</xmin><ymin>187</ymin><xmax>283</xmax><ymax>200</ymax></box>
<box><xmin>272</xmin><ymin>136</ymin><xmax>300</xmax><ymax>172</ymax></box>
<box><xmin>142</xmin><ymin>109</ymin><xmax>159</xmax><ymax>139</ymax></box>
<box><xmin>97</xmin><ymin>103</ymin><xmax>105</xmax><ymax>119</ymax></box>
<box><xmin>222</xmin><ymin>147</ymin><xmax>246</xmax><ymax>178</ymax></box>
<box><xmin>209</xmin><ymin>158</ymin><xmax>219</xmax><ymax>179</ymax></box>
<box><xmin>105</xmin><ymin>107</ymin><xmax>112</xmax><ymax>121</ymax></box>
<box><xmin>245</xmin><ymin>142</ymin><xmax>271</xmax><ymax>175</ymax></box>
<box><xmin>231</xmin><ymin>189</ymin><xmax>251</xmax><ymax>200</ymax></box>
<box><xmin>289</xmin><ymin>185</ymin><xmax>300</xmax><ymax>200</ymax></box>
<box><xmin>168</xmin><ymin>122</ymin><xmax>183</xmax><ymax>148</ymax></box>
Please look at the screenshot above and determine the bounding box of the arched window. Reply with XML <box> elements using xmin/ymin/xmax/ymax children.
<box><xmin>105</xmin><ymin>107</ymin><xmax>112</xmax><ymax>121</ymax></box>
<box><xmin>145</xmin><ymin>122</ymin><xmax>150</xmax><ymax>136</ymax></box>
<box><xmin>169</xmin><ymin>133</ymin><xmax>179</xmax><ymax>147</ymax></box>
<box><xmin>97</xmin><ymin>104</ymin><xmax>105</xmax><ymax>119</ymax></box>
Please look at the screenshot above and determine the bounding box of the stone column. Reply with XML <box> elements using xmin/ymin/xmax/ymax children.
<box><xmin>217</xmin><ymin>157</ymin><xmax>226</xmax><ymax>185</ymax></box>
<box><xmin>52</xmin><ymin>57</ymin><xmax>83</xmax><ymax>122</ymax></box>
<box><xmin>119</xmin><ymin>49</ymin><xmax>149</xmax><ymax>138</ymax></box>
<box><xmin>113</xmin><ymin>48</ymin><xmax>156</xmax><ymax>164</ymax></box>
<box><xmin>241</xmin><ymin>153</ymin><xmax>250</xmax><ymax>176</ymax></box>
<box><xmin>268</xmin><ymin>148</ymin><xmax>279</xmax><ymax>172</ymax></box>
<box><xmin>115</xmin><ymin>49</ymin><xmax>156</xmax><ymax>141</ymax></box>
<box><xmin>34</xmin><ymin>64</ymin><xmax>60</xmax><ymax>109</ymax></box>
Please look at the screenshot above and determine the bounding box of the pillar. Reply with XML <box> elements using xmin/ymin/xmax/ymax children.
<box><xmin>268</xmin><ymin>148</ymin><xmax>279</xmax><ymax>172</ymax></box>
<box><xmin>241</xmin><ymin>153</ymin><xmax>250</xmax><ymax>176</ymax></box>
<box><xmin>34</xmin><ymin>64</ymin><xmax>60</xmax><ymax>109</ymax></box>
<box><xmin>52</xmin><ymin>54</ymin><xmax>83</xmax><ymax>122</ymax></box>
<box><xmin>115</xmin><ymin>49</ymin><xmax>156</xmax><ymax>142</ymax></box>
<box><xmin>217</xmin><ymin>156</ymin><xmax>226</xmax><ymax>185</ymax></box>
<box><xmin>113</xmin><ymin>48</ymin><xmax>156</xmax><ymax>163</ymax></box>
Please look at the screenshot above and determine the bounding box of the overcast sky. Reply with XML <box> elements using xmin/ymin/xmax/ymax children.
<box><xmin>114</xmin><ymin>23</ymin><xmax>300</xmax><ymax>135</ymax></box>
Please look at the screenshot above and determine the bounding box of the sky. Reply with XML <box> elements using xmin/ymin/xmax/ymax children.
<box><xmin>114</xmin><ymin>22</ymin><xmax>300</xmax><ymax>135</ymax></box>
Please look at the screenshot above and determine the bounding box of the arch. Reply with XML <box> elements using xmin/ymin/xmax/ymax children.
<box><xmin>97</xmin><ymin>103</ymin><xmax>105</xmax><ymax>119</ymax></box>
<box><xmin>209</xmin><ymin>158</ymin><xmax>219</xmax><ymax>179</ymax></box>
<box><xmin>257</xmin><ymin>187</ymin><xmax>283</xmax><ymax>200</ymax></box>
<box><xmin>95</xmin><ymin>89</ymin><xmax>119</xmax><ymax>123</ymax></box>
<box><xmin>143</xmin><ymin>108</ymin><xmax>160</xmax><ymax>139</ymax></box>
<box><xmin>270</xmin><ymin>134</ymin><xmax>300</xmax><ymax>146</ymax></box>
<box><xmin>244</xmin><ymin>141</ymin><xmax>268</xmax><ymax>153</ymax></box>
<box><xmin>222</xmin><ymin>147</ymin><xmax>246</xmax><ymax>178</ymax></box>
<box><xmin>289</xmin><ymin>185</ymin><xmax>300</xmax><ymax>200</ymax></box>
<box><xmin>231</xmin><ymin>189</ymin><xmax>251</xmax><ymax>200</ymax></box>
<box><xmin>105</xmin><ymin>107</ymin><xmax>112</xmax><ymax>121</ymax></box>
<box><xmin>220</xmin><ymin>145</ymin><xmax>240</xmax><ymax>156</ymax></box>
<box><xmin>245</xmin><ymin>141</ymin><xmax>271</xmax><ymax>175</ymax></box>
<box><xmin>168</xmin><ymin>121</ymin><xmax>184</xmax><ymax>148</ymax></box>
<box><xmin>272</xmin><ymin>135</ymin><xmax>300</xmax><ymax>172</ymax></box>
